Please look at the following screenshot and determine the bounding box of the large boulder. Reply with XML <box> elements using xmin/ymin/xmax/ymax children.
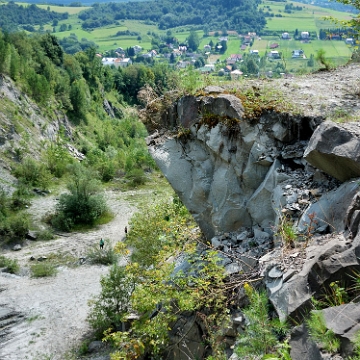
<box><xmin>304</xmin><ymin>121</ymin><xmax>360</xmax><ymax>182</ymax></box>
<box><xmin>264</xmin><ymin>233</ymin><xmax>360</xmax><ymax>321</ymax></box>
<box><xmin>320</xmin><ymin>303</ymin><xmax>360</xmax><ymax>357</ymax></box>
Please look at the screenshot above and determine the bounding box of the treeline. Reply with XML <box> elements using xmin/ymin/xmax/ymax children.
<box><xmin>0</xmin><ymin>2</ymin><xmax>68</xmax><ymax>32</ymax></box>
<box><xmin>78</xmin><ymin>0</ymin><xmax>266</xmax><ymax>33</ymax></box>
<box><xmin>319</xmin><ymin>27</ymin><xmax>356</xmax><ymax>40</ymax></box>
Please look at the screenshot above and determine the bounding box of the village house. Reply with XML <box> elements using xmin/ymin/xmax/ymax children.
<box><xmin>292</xmin><ymin>49</ymin><xmax>305</xmax><ymax>58</ymax></box>
<box><xmin>177</xmin><ymin>60</ymin><xmax>191</xmax><ymax>69</ymax></box>
<box><xmin>282</xmin><ymin>32</ymin><xmax>290</xmax><ymax>39</ymax></box>
<box><xmin>204</xmin><ymin>44</ymin><xmax>212</xmax><ymax>51</ymax></box>
<box><xmin>250</xmin><ymin>49</ymin><xmax>259</xmax><ymax>55</ymax></box>
<box><xmin>142</xmin><ymin>50</ymin><xmax>158</xmax><ymax>58</ymax></box>
<box><xmin>101</xmin><ymin>57</ymin><xmax>132</xmax><ymax>67</ymax></box>
<box><xmin>230</xmin><ymin>54</ymin><xmax>242</xmax><ymax>61</ymax></box>
<box><xmin>269</xmin><ymin>43</ymin><xmax>279</xmax><ymax>49</ymax></box>
<box><xmin>203</xmin><ymin>64</ymin><xmax>215</xmax><ymax>72</ymax></box>
<box><xmin>172</xmin><ymin>49</ymin><xmax>182</xmax><ymax>57</ymax></box>
<box><xmin>268</xmin><ymin>51</ymin><xmax>280</xmax><ymax>59</ymax></box>
<box><xmin>243</xmin><ymin>35</ymin><xmax>251</xmax><ymax>44</ymax></box>
<box><xmin>118</xmin><ymin>58</ymin><xmax>132</xmax><ymax>67</ymax></box>
<box><xmin>230</xmin><ymin>69</ymin><xmax>243</xmax><ymax>80</ymax></box>
<box><xmin>115</xmin><ymin>47</ymin><xmax>125</xmax><ymax>55</ymax></box>
<box><xmin>301</xmin><ymin>31</ymin><xmax>310</xmax><ymax>39</ymax></box>
<box><xmin>132</xmin><ymin>45</ymin><xmax>142</xmax><ymax>54</ymax></box>
<box><xmin>346</xmin><ymin>38</ymin><xmax>355</xmax><ymax>45</ymax></box>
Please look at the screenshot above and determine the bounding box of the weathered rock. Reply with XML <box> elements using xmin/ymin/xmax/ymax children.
<box><xmin>304</xmin><ymin>121</ymin><xmax>360</xmax><ymax>182</ymax></box>
<box><xmin>26</xmin><ymin>230</ymin><xmax>37</xmax><ymax>241</ymax></box>
<box><xmin>88</xmin><ymin>340</ymin><xmax>105</xmax><ymax>353</ymax></box>
<box><xmin>13</xmin><ymin>244</ymin><xmax>21</xmax><ymax>251</ymax></box>
<box><xmin>267</xmin><ymin>234</ymin><xmax>360</xmax><ymax>321</ymax></box>
<box><xmin>320</xmin><ymin>303</ymin><xmax>360</xmax><ymax>357</ymax></box>
<box><xmin>290</xmin><ymin>324</ymin><xmax>322</xmax><ymax>360</ymax></box>
<box><xmin>0</xmin><ymin>307</ymin><xmax>24</xmax><ymax>342</ymax></box>
<box><xmin>166</xmin><ymin>314</ymin><xmax>205</xmax><ymax>360</ymax></box>
<box><xmin>146</xmin><ymin>92</ymin><xmax>318</xmax><ymax>239</ymax></box>
<box><xmin>298</xmin><ymin>180</ymin><xmax>360</xmax><ymax>234</ymax></box>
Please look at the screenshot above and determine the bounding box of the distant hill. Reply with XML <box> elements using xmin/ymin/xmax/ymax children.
<box><xmin>294</xmin><ymin>0</ymin><xmax>358</xmax><ymax>13</ymax></box>
<box><xmin>0</xmin><ymin>2</ymin><xmax>68</xmax><ymax>32</ymax></box>
<box><xmin>19</xmin><ymin>0</ymin><xmax>148</xmax><ymax>5</ymax></box>
<box><xmin>78</xmin><ymin>0</ymin><xmax>266</xmax><ymax>32</ymax></box>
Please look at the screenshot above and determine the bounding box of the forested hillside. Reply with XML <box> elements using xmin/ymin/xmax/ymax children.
<box><xmin>78</xmin><ymin>0</ymin><xmax>266</xmax><ymax>32</ymax></box>
<box><xmin>0</xmin><ymin>2</ymin><xmax>68</xmax><ymax>32</ymax></box>
<box><xmin>0</xmin><ymin>29</ymin><xmax>180</xmax><ymax>237</ymax></box>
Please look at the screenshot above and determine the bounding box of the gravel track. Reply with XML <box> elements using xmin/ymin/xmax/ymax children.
<box><xmin>0</xmin><ymin>189</ymin><xmax>136</xmax><ymax>360</ymax></box>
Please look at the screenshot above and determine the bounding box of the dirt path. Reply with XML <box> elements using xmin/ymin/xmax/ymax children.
<box><xmin>0</xmin><ymin>188</ymin><xmax>137</xmax><ymax>360</ymax></box>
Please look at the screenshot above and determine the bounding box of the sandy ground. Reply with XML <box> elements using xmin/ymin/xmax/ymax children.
<box><xmin>0</xmin><ymin>188</ymin><xmax>136</xmax><ymax>360</ymax></box>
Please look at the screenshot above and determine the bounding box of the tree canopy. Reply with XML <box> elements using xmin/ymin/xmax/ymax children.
<box><xmin>0</xmin><ymin>2</ymin><xmax>68</xmax><ymax>32</ymax></box>
<box><xmin>78</xmin><ymin>0</ymin><xmax>266</xmax><ymax>33</ymax></box>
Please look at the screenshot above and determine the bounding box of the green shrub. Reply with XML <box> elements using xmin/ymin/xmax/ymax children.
<box><xmin>88</xmin><ymin>263</ymin><xmax>135</xmax><ymax>338</ymax></box>
<box><xmin>30</xmin><ymin>262</ymin><xmax>57</xmax><ymax>278</ymax></box>
<box><xmin>10</xmin><ymin>184</ymin><xmax>32</xmax><ymax>210</ymax></box>
<box><xmin>125</xmin><ymin>168</ymin><xmax>148</xmax><ymax>187</ymax></box>
<box><xmin>307</xmin><ymin>310</ymin><xmax>340</xmax><ymax>353</ymax></box>
<box><xmin>13</xmin><ymin>157</ymin><xmax>52</xmax><ymax>190</ymax></box>
<box><xmin>87</xmin><ymin>241</ymin><xmax>118</xmax><ymax>265</ymax></box>
<box><xmin>0</xmin><ymin>187</ymin><xmax>9</xmax><ymax>218</ymax></box>
<box><xmin>44</xmin><ymin>142</ymin><xmax>74</xmax><ymax>178</ymax></box>
<box><xmin>0</xmin><ymin>255</ymin><xmax>20</xmax><ymax>274</ymax></box>
<box><xmin>51</xmin><ymin>164</ymin><xmax>108</xmax><ymax>231</ymax></box>
<box><xmin>37</xmin><ymin>228</ymin><xmax>55</xmax><ymax>241</ymax></box>
<box><xmin>8</xmin><ymin>212</ymin><xmax>30</xmax><ymax>238</ymax></box>
<box><xmin>235</xmin><ymin>284</ymin><xmax>288</xmax><ymax>358</ymax></box>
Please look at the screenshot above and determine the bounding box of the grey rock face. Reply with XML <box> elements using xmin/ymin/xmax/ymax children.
<box><xmin>290</xmin><ymin>324</ymin><xmax>322</xmax><ymax>360</ymax></box>
<box><xmin>304</xmin><ymin>121</ymin><xmax>360</xmax><ymax>182</ymax></box>
<box><xmin>147</xmin><ymin>93</ymin><xmax>315</xmax><ymax>239</ymax></box>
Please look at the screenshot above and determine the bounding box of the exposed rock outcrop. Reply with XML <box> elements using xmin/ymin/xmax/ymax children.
<box><xmin>146</xmin><ymin>89</ymin><xmax>322</xmax><ymax>239</ymax></box>
<box><xmin>143</xmin><ymin>65</ymin><xmax>360</xmax><ymax>359</ymax></box>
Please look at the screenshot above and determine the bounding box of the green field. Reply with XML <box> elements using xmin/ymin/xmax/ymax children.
<box><xmin>14</xmin><ymin>2</ymin><xmax>90</xmax><ymax>13</ymax></box>
<box><xmin>262</xmin><ymin>0</ymin><xmax>353</xmax><ymax>32</ymax></box>
<box><xmin>36</xmin><ymin>4</ymin><xmax>90</xmax><ymax>14</ymax></box>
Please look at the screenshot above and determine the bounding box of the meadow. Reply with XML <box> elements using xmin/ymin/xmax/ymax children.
<box><xmin>262</xmin><ymin>0</ymin><xmax>354</xmax><ymax>33</ymax></box>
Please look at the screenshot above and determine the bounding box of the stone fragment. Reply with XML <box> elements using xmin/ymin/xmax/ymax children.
<box><xmin>12</xmin><ymin>244</ymin><xmax>21</xmax><ymax>251</ymax></box>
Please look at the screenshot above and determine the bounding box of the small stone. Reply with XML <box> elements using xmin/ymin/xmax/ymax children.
<box><xmin>268</xmin><ymin>266</ymin><xmax>283</xmax><ymax>279</ymax></box>
<box><xmin>37</xmin><ymin>256</ymin><xmax>47</xmax><ymax>262</ymax></box>
<box><xmin>211</xmin><ymin>237</ymin><xmax>222</xmax><ymax>249</ymax></box>
<box><xmin>13</xmin><ymin>244</ymin><xmax>21</xmax><ymax>251</ymax></box>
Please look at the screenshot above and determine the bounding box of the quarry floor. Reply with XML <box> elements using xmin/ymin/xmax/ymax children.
<box><xmin>0</xmin><ymin>189</ymin><xmax>137</xmax><ymax>360</ymax></box>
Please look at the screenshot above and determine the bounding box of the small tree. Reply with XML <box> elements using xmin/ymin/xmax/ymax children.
<box><xmin>187</xmin><ymin>30</ymin><xmax>200</xmax><ymax>51</ymax></box>
<box><xmin>88</xmin><ymin>264</ymin><xmax>135</xmax><ymax>338</ymax></box>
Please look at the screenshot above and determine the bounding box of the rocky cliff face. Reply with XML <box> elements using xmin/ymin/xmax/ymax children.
<box><xmin>0</xmin><ymin>75</ymin><xmax>75</xmax><ymax>193</ymax></box>
<box><xmin>143</xmin><ymin>64</ymin><xmax>360</xmax><ymax>359</ymax></box>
